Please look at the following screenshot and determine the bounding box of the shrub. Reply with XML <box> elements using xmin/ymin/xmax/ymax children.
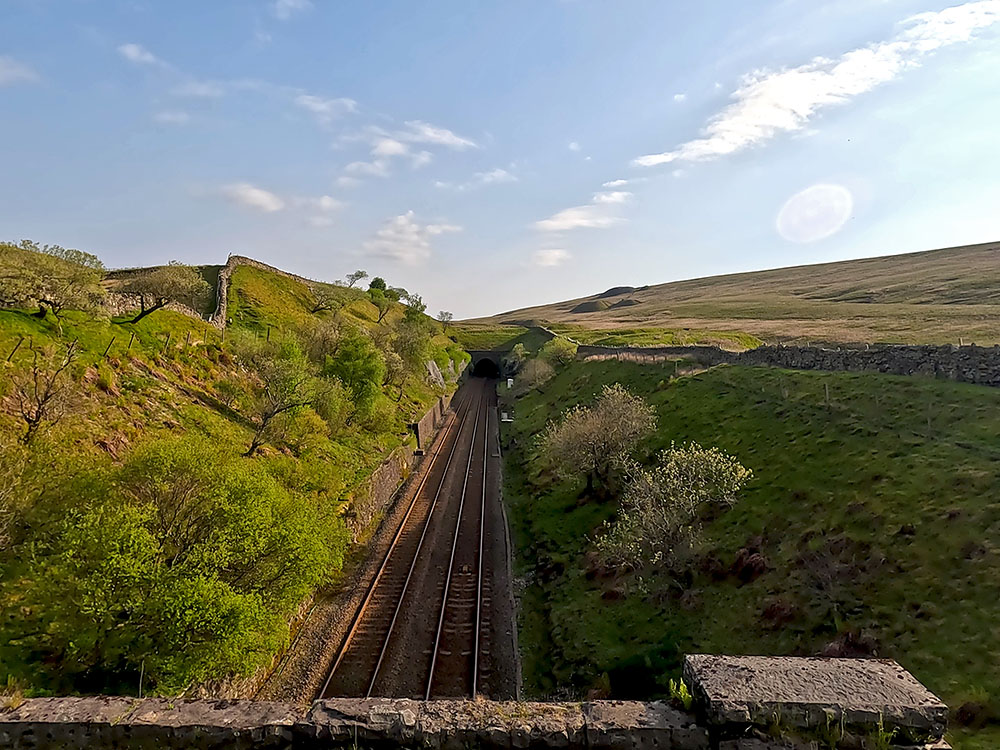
<box><xmin>597</xmin><ymin>442</ymin><xmax>752</xmax><ymax>569</ymax></box>
<box><xmin>539</xmin><ymin>337</ymin><xmax>578</xmax><ymax>367</ymax></box>
<box><xmin>540</xmin><ymin>383</ymin><xmax>656</xmax><ymax>494</ymax></box>
<box><xmin>2</xmin><ymin>438</ymin><xmax>348</xmax><ymax>694</ymax></box>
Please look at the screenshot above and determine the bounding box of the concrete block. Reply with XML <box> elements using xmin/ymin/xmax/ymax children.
<box><xmin>684</xmin><ymin>655</ymin><xmax>947</xmax><ymax>743</ymax></box>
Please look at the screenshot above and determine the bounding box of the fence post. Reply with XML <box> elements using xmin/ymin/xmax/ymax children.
<box><xmin>163</xmin><ymin>332</ymin><xmax>171</xmax><ymax>353</ymax></box>
<box><xmin>103</xmin><ymin>337</ymin><xmax>116</xmax><ymax>359</ymax></box>
<box><xmin>7</xmin><ymin>335</ymin><xmax>24</xmax><ymax>362</ymax></box>
<box><xmin>127</xmin><ymin>332</ymin><xmax>135</xmax><ymax>353</ymax></box>
<box><xmin>185</xmin><ymin>331</ymin><xmax>192</xmax><ymax>348</ymax></box>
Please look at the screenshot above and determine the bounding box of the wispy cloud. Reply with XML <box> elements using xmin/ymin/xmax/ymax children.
<box><xmin>602</xmin><ymin>179</ymin><xmax>630</xmax><ymax>188</ymax></box>
<box><xmin>0</xmin><ymin>55</ymin><xmax>39</xmax><ymax>86</ymax></box>
<box><xmin>435</xmin><ymin>168</ymin><xmax>517</xmax><ymax>191</ymax></box>
<box><xmin>635</xmin><ymin>0</ymin><xmax>1000</xmax><ymax>167</ymax></box>
<box><xmin>171</xmin><ymin>80</ymin><xmax>225</xmax><ymax>98</ymax></box>
<box><xmin>345</xmin><ymin>159</ymin><xmax>391</xmax><ymax>177</ymax></box>
<box><xmin>592</xmin><ymin>190</ymin><xmax>632</xmax><ymax>204</ymax></box>
<box><xmin>219</xmin><ymin>182</ymin><xmax>286</xmax><ymax>213</ymax></box>
<box><xmin>532</xmin><ymin>248</ymin><xmax>572</xmax><ymax>268</ymax></box>
<box><xmin>400</xmin><ymin>120</ymin><xmax>477</xmax><ymax>150</ymax></box>
<box><xmin>153</xmin><ymin>110</ymin><xmax>191</xmax><ymax>125</ymax></box>
<box><xmin>535</xmin><ymin>190</ymin><xmax>632</xmax><ymax>232</ymax></box>
<box><xmin>568</xmin><ymin>141</ymin><xmax>581</xmax><ymax>152</ymax></box>
<box><xmin>363</xmin><ymin>210</ymin><xmax>462</xmax><ymax>264</ymax></box>
<box><xmin>295</xmin><ymin>93</ymin><xmax>357</xmax><ymax>124</ymax></box>
<box><xmin>673</xmin><ymin>93</ymin><xmax>687</xmax><ymax>103</ymax></box>
<box><xmin>297</xmin><ymin>195</ymin><xmax>343</xmax><ymax>227</ymax></box>
<box><xmin>271</xmin><ymin>0</ymin><xmax>313</xmax><ymax>21</ymax></box>
<box><xmin>338</xmin><ymin>120</ymin><xmax>473</xmax><ymax>182</ymax></box>
<box><xmin>117</xmin><ymin>43</ymin><xmax>169</xmax><ymax>69</ymax></box>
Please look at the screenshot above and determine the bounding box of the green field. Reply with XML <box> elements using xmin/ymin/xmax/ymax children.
<box><xmin>502</xmin><ymin>360</ymin><xmax>1000</xmax><ymax>748</ymax></box>
<box><xmin>546</xmin><ymin>323</ymin><xmax>763</xmax><ymax>350</ymax></box>
<box><xmin>475</xmin><ymin>241</ymin><xmax>1000</xmax><ymax>346</ymax></box>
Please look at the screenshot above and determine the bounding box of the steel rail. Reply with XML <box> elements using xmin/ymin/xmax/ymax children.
<box><xmin>363</xmin><ymin>382</ymin><xmax>484</xmax><ymax>697</ymax></box>
<box><xmin>472</xmin><ymin>386</ymin><xmax>490</xmax><ymax>696</ymax></box>
<box><xmin>317</xmin><ymin>387</ymin><xmax>471</xmax><ymax>700</ymax></box>
<box><xmin>425</xmin><ymin>380</ymin><xmax>487</xmax><ymax>700</ymax></box>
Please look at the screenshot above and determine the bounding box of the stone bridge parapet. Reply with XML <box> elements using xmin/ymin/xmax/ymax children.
<box><xmin>0</xmin><ymin>657</ymin><xmax>949</xmax><ymax>749</ymax></box>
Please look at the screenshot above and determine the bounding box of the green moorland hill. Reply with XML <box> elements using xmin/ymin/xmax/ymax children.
<box><xmin>0</xmin><ymin>243</ymin><xmax>466</xmax><ymax>697</ymax></box>
<box><xmin>502</xmin><ymin>358</ymin><xmax>1000</xmax><ymax>749</ymax></box>
<box><xmin>476</xmin><ymin>240</ymin><xmax>1000</xmax><ymax>346</ymax></box>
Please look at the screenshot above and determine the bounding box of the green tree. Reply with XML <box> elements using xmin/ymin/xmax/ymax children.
<box><xmin>235</xmin><ymin>338</ymin><xmax>321</xmax><ymax>456</ymax></box>
<box><xmin>310</xmin><ymin>286</ymin><xmax>348</xmax><ymax>314</ymax></box>
<box><xmin>404</xmin><ymin>293</ymin><xmax>427</xmax><ymax>322</ymax></box>
<box><xmin>369</xmin><ymin>288</ymin><xmax>392</xmax><ymax>323</ymax></box>
<box><xmin>4</xmin><ymin>438</ymin><xmax>348</xmax><ymax>694</ymax></box>
<box><xmin>437</xmin><ymin>310</ymin><xmax>453</xmax><ymax>331</ymax></box>
<box><xmin>345</xmin><ymin>269</ymin><xmax>368</xmax><ymax>288</ymax></box>
<box><xmin>0</xmin><ymin>241</ymin><xmax>105</xmax><ymax>321</ymax></box>
<box><xmin>385</xmin><ymin>286</ymin><xmax>407</xmax><ymax>303</ymax></box>
<box><xmin>539</xmin><ymin>337</ymin><xmax>578</xmax><ymax>367</ymax></box>
<box><xmin>119</xmin><ymin>262</ymin><xmax>211</xmax><ymax>324</ymax></box>
<box><xmin>322</xmin><ymin>329</ymin><xmax>386</xmax><ymax>416</ymax></box>
<box><xmin>369</xmin><ymin>276</ymin><xmax>387</xmax><ymax>291</ymax></box>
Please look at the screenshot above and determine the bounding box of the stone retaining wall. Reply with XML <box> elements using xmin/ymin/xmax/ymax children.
<box><xmin>576</xmin><ymin>342</ymin><xmax>1000</xmax><ymax>388</ymax></box>
<box><xmin>414</xmin><ymin>394</ymin><xmax>452</xmax><ymax>450</ymax></box>
<box><xmin>347</xmin><ymin>395</ymin><xmax>453</xmax><ymax>541</ymax></box>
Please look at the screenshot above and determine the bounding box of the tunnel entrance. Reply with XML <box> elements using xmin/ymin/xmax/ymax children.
<box><xmin>471</xmin><ymin>357</ymin><xmax>501</xmax><ymax>378</ymax></box>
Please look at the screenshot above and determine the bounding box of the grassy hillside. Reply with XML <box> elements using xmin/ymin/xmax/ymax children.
<box><xmin>502</xmin><ymin>360</ymin><xmax>1000</xmax><ymax>749</ymax></box>
<box><xmin>0</xmin><ymin>249</ymin><xmax>466</xmax><ymax>697</ymax></box>
<box><xmin>479</xmin><ymin>241</ymin><xmax>1000</xmax><ymax>346</ymax></box>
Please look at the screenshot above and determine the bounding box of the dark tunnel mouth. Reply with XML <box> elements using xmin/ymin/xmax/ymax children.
<box><xmin>471</xmin><ymin>358</ymin><xmax>501</xmax><ymax>378</ymax></box>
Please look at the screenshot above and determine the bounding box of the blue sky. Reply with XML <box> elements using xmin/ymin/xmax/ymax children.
<box><xmin>2</xmin><ymin>1</ymin><xmax>999</xmax><ymax>318</ymax></box>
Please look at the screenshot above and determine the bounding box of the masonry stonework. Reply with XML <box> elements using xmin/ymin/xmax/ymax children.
<box><xmin>576</xmin><ymin>342</ymin><xmax>1000</xmax><ymax>388</ymax></box>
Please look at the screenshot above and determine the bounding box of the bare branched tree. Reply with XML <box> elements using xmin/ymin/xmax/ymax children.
<box><xmin>0</xmin><ymin>437</ymin><xmax>27</xmax><ymax>551</ymax></box>
<box><xmin>12</xmin><ymin>341</ymin><xmax>80</xmax><ymax>444</ymax></box>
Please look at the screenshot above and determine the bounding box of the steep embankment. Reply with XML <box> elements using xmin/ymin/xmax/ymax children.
<box><xmin>477</xmin><ymin>241</ymin><xmax>1000</xmax><ymax>346</ymax></box>
<box><xmin>0</xmin><ymin>254</ymin><xmax>466</xmax><ymax>698</ymax></box>
<box><xmin>501</xmin><ymin>359</ymin><xmax>1000</xmax><ymax>749</ymax></box>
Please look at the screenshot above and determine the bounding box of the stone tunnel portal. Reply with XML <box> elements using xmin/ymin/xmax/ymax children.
<box><xmin>471</xmin><ymin>356</ymin><xmax>501</xmax><ymax>378</ymax></box>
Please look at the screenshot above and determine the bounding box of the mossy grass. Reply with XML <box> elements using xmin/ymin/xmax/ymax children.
<box><xmin>503</xmin><ymin>359</ymin><xmax>1000</xmax><ymax>749</ymax></box>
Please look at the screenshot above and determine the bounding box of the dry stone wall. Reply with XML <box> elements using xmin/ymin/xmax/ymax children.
<box><xmin>576</xmin><ymin>342</ymin><xmax>1000</xmax><ymax>388</ymax></box>
<box><xmin>103</xmin><ymin>292</ymin><xmax>209</xmax><ymax>323</ymax></box>
<box><xmin>211</xmin><ymin>254</ymin><xmax>327</xmax><ymax>328</ymax></box>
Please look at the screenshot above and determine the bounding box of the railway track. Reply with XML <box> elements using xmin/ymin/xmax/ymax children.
<box><xmin>319</xmin><ymin>377</ymin><xmax>498</xmax><ymax>699</ymax></box>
